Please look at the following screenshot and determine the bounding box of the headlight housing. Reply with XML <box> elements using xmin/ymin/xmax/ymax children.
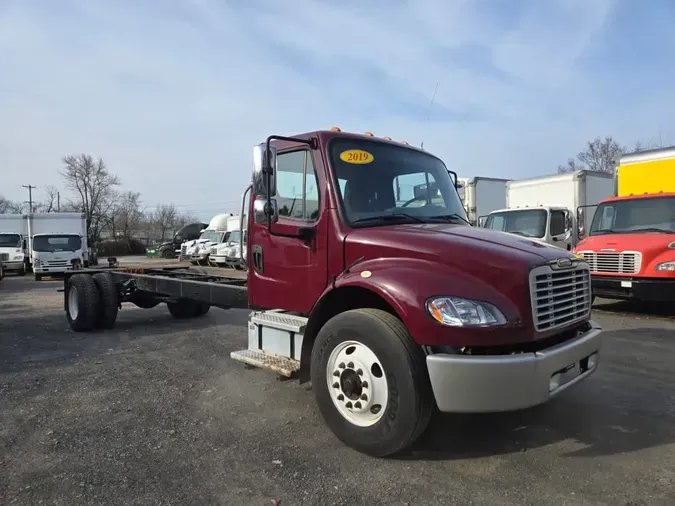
<box><xmin>655</xmin><ymin>261</ymin><xmax>675</xmax><ymax>272</ymax></box>
<box><xmin>426</xmin><ymin>296</ymin><xmax>507</xmax><ymax>327</ymax></box>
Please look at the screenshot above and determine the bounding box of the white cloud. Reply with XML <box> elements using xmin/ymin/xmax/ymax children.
<box><xmin>0</xmin><ymin>0</ymin><xmax>673</xmax><ymax>218</ymax></box>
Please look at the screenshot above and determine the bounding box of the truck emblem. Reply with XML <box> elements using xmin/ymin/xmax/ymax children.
<box><xmin>556</xmin><ymin>258</ymin><xmax>572</xmax><ymax>268</ymax></box>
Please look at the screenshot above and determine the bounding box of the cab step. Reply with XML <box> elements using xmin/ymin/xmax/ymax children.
<box><xmin>249</xmin><ymin>310</ymin><xmax>307</xmax><ymax>332</ymax></box>
<box><xmin>230</xmin><ymin>349</ymin><xmax>300</xmax><ymax>377</ymax></box>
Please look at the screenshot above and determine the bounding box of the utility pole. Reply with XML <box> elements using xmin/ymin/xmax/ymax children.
<box><xmin>22</xmin><ymin>184</ymin><xmax>36</xmax><ymax>213</ymax></box>
<box><xmin>57</xmin><ymin>192</ymin><xmax>60</xmax><ymax>212</ymax></box>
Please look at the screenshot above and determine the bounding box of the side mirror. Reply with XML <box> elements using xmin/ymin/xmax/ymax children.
<box><xmin>22</xmin><ymin>239</ymin><xmax>27</xmax><ymax>249</ymax></box>
<box><xmin>413</xmin><ymin>182</ymin><xmax>439</xmax><ymax>201</ymax></box>
<box><xmin>447</xmin><ymin>169</ymin><xmax>458</xmax><ymax>188</ymax></box>
<box><xmin>576</xmin><ymin>207</ymin><xmax>585</xmax><ymax>239</ymax></box>
<box><xmin>253</xmin><ymin>143</ymin><xmax>277</xmax><ymax>197</ymax></box>
<box><xmin>175</xmin><ymin>235</ymin><xmax>182</xmax><ymax>243</ymax></box>
<box><xmin>254</xmin><ymin>197</ymin><xmax>279</xmax><ymax>225</ymax></box>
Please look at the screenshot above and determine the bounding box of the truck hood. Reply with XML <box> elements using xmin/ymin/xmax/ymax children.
<box><xmin>344</xmin><ymin>223</ymin><xmax>573</xmax><ymax>276</ymax></box>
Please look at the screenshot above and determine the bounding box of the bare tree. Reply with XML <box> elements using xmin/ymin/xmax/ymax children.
<box><xmin>37</xmin><ymin>185</ymin><xmax>60</xmax><ymax>213</ymax></box>
<box><xmin>0</xmin><ymin>195</ymin><xmax>25</xmax><ymax>214</ymax></box>
<box><xmin>60</xmin><ymin>154</ymin><xmax>120</xmax><ymax>243</ymax></box>
<box><xmin>558</xmin><ymin>136</ymin><xmax>625</xmax><ymax>174</ymax></box>
<box><xmin>152</xmin><ymin>203</ymin><xmax>178</xmax><ymax>242</ymax></box>
<box><xmin>173</xmin><ymin>211</ymin><xmax>201</xmax><ymax>232</ymax></box>
<box><xmin>630</xmin><ymin>139</ymin><xmax>670</xmax><ymax>154</ymax></box>
<box><xmin>108</xmin><ymin>191</ymin><xmax>143</xmax><ymax>240</ymax></box>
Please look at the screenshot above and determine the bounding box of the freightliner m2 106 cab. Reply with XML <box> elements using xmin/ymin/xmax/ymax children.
<box><xmin>60</xmin><ymin>128</ymin><xmax>603</xmax><ymax>457</ymax></box>
<box><xmin>575</xmin><ymin>146</ymin><xmax>675</xmax><ymax>303</ymax></box>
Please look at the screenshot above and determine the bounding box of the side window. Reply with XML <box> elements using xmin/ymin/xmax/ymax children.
<box><xmin>490</xmin><ymin>215</ymin><xmax>505</xmax><ymax>231</ymax></box>
<box><xmin>276</xmin><ymin>150</ymin><xmax>320</xmax><ymax>222</ymax></box>
<box><xmin>550</xmin><ymin>211</ymin><xmax>566</xmax><ymax>236</ymax></box>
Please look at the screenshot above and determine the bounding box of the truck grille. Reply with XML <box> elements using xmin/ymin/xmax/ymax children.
<box><xmin>0</xmin><ymin>253</ymin><xmax>8</xmax><ymax>262</ymax></box>
<box><xmin>181</xmin><ymin>245</ymin><xmax>187</xmax><ymax>256</ymax></box>
<box><xmin>529</xmin><ymin>262</ymin><xmax>591</xmax><ymax>332</ymax></box>
<box><xmin>577</xmin><ymin>251</ymin><xmax>641</xmax><ymax>274</ymax></box>
<box><xmin>46</xmin><ymin>260</ymin><xmax>69</xmax><ymax>267</ymax></box>
<box><xmin>210</xmin><ymin>246</ymin><xmax>218</xmax><ymax>255</ymax></box>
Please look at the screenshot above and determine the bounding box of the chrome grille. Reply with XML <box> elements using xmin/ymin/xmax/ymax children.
<box><xmin>577</xmin><ymin>251</ymin><xmax>641</xmax><ymax>274</ymax></box>
<box><xmin>210</xmin><ymin>246</ymin><xmax>218</xmax><ymax>255</ymax></box>
<box><xmin>529</xmin><ymin>262</ymin><xmax>591</xmax><ymax>332</ymax></box>
<box><xmin>47</xmin><ymin>260</ymin><xmax>69</xmax><ymax>267</ymax></box>
<box><xmin>0</xmin><ymin>253</ymin><xmax>8</xmax><ymax>262</ymax></box>
<box><xmin>180</xmin><ymin>244</ymin><xmax>187</xmax><ymax>256</ymax></box>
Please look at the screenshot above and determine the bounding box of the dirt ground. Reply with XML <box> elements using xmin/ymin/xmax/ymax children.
<box><xmin>1</xmin><ymin>263</ymin><xmax>674</xmax><ymax>505</ymax></box>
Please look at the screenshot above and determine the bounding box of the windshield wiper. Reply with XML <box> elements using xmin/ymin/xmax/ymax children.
<box><xmin>351</xmin><ymin>213</ymin><xmax>426</xmax><ymax>225</ymax></box>
<box><xmin>628</xmin><ymin>227</ymin><xmax>675</xmax><ymax>234</ymax></box>
<box><xmin>426</xmin><ymin>213</ymin><xmax>471</xmax><ymax>225</ymax></box>
<box><xmin>590</xmin><ymin>229</ymin><xmax>618</xmax><ymax>235</ymax></box>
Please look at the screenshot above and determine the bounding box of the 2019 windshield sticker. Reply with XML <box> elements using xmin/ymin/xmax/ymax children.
<box><xmin>339</xmin><ymin>149</ymin><xmax>374</xmax><ymax>164</ymax></box>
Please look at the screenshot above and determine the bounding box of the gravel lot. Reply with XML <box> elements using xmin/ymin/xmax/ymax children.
<box><xmin>1</xmin><ymin>259</ymin><xmax>674</xmax><ymax>505</ymax></box>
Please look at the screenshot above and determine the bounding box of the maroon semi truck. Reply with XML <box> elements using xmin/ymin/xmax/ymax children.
<box><xmin>62</xmin><ymin>127</ymin><xmax>603</xmax><ymax>457</ymax></box>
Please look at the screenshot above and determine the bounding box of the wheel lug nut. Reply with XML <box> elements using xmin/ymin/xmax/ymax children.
<box><xmin>333</xmin><ymin>370</ymin><xmax>340</xmax><ymax>377</ymax></box>
<box><xmin>345</xmin><ymin>402</ymin><xmax>353</xmax><ymax>409</ymax></box>
<box><xmin>360</xmin><ymin>394</ymin><xmax>367</xmax><ymax>401</ymax></box>
<box><xmin>338</xmin><ymin>362</ymin><xmax>345</xmax><ymax>369</ymax></box>
<box><xmin>332</xmin><ymin>382</ymin><xmax>339</xmax><ymax>389</ymax></box>
<box><xmin>337</xmin><ymin>394</ymin><xmax>344</xmax><ymax>401</ymax></box>
<box><xmin>347</xmin><ymin>361</ymin><xmax>354</xmax><ymax>369</ymax></box>
<box><xmin>354</xmin><ymin>402</ymin><xmax>362</xmax><ymax>409</ymax></box>
<box><xmin>362</xmin><ymin>381</ymin><xmax>368</xmax><ymax>388</ymax></box>
<box><xmin>356</xmin><ymin>369</ymin><xmax>363</xmax><ymax>376</ymax></box>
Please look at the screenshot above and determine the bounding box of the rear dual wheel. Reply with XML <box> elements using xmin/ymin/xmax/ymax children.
<box><xmin>66</xmin><ymin>273</ymin><xmax>119</xmax><ymax>331</ymax></box>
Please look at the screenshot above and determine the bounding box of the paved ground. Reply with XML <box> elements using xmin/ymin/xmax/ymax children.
<box><xmin>1</xmin><ymin>265</ymin><xmax>674</xmax><ymax>505</ymax></box>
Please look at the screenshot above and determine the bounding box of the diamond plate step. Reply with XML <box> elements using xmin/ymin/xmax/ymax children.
<box><xmin>249</xmin><ymin>311</ymin><xmax>308</xmax><ymax>333</ymax></box>
<box><xmin>230</xmin><ymin>349</ymin><xmax>300</xmax><ymax>377</ymax></box>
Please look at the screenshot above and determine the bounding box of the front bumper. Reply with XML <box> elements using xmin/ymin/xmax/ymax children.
<box><xmin>210</xmin><ymin>255</ymin><xmax>228</xmax><ymax>265</ymax></box>
<box><xmin>591</xmin><ymin>275</ymin><xmax>675</xmax><ymax>302</ymax></box>
<box><xmin>426</xmin><ymin>320</ymin><xmax>602</xmax><ymax>413</ymax></box>
<box><xmin>2</xmin><ymin>260</ymin><xmax>24</xmax><ymax>271</ymax></box>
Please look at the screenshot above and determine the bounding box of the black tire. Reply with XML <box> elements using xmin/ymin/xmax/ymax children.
<box><xmin>66</xmin><ymin>274</ymin><xmax>101</xmax><ymax>331</ymax></box>
<box><xmin>162</xmin><ymin>249</ymin><xmax>173</xmax><ymax>259</ymax></box>
<box><xmin>92</xmin><ymin>272</ymin><xmax>119</xmax><ymax>329</ymax></box>
<box><xmin>34</xmin><ymin>274</ymin><xmax>42</xmax><ymax>281</ymax></box>
<box><xmin>194</xmin><ymin>302</ymin><xmax>211</xmax><ymax>317</ymax></box>
<box><xmin>167</xmin><ymin>299</ymin><xmax>199</xmax><ymax>319</ymax></box>
<box><xmin>310</xmin><ymin>308</ymin><xmax>434</xmax><ymax>458</ymax></box>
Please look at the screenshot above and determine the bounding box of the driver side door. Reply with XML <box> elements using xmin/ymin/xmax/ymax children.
<box><xmin>247</xmin><ymin>149</ymin><xmax>329</xmax><ymax>313</ymax></box>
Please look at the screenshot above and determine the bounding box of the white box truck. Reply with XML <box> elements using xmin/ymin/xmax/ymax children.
<box><xmin>483</xmin><ymin>170</ymin><xmax>615</xmax><ymax>249</ymax></box>
<box><xmin>29</xmin><ymin>213</ymin><xmax>88</xmax><ymax>281</ymax></box>
<box><xmin>0</xmin><ymin>214</ymin><xmax>30</xmax><ymax>276</ymax></box>
<box><xmin>457</xmin><ymin>177</ymin><xmax>509</xmax><ymax>226</ymax></box>
<box><xmin>187</xmin><ymin>213</ymin><xmax>239</xmax><ymax>265</ymax></box>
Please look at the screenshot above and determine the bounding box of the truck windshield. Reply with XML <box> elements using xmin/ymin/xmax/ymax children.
<box><xmin>0</xmin><ymin>234</ymin><xmax>21</xmax><ymax>248</ymax></box>
<box><xmin>484</xmin><ymin>209</ymin><xmax>547</xmax><ymax>238</ymax></box>
<box><xmin>33</xmin><ymin>235</ymin><xmax>82</xmax><ymax>252</ymax></box>
<box><xmin>200</xmin><ymin>230</ymin><xmax>222</xmax><ymax>242</ymax></box>
<box><xmin>590</xmin><ymin>196</ymin><xmax>675</xmax><ymax>235</ymax></box>
<box><xmin>227</xmin><ymin>230</ymin><xmax>241</xmax><ymax>244</ymax></box>
<box><xmin>329</xmin><ymin>138</ymin><xmax>468</xmax><ymax>226</ymax></box>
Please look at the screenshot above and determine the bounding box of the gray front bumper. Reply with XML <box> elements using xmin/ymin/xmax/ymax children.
<box><xmin>426</xmin><ymin>320</ymin><xmax>602</xmax><ymax>413</ymax></box>
<box><xmin>1</xmin><ymin>260</ymin><xmax>24</xmax><ymax>270</ymax></box>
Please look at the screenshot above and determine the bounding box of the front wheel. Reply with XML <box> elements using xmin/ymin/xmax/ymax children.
<box><xmin>310</xmin><ymin>308</ymin><xmax>434</xmax><ymax>457</ymax></box>
<box><xmin>162</xmin><ymin>249</ymin><xmax>173</xmax><ymax>259</ymax></box>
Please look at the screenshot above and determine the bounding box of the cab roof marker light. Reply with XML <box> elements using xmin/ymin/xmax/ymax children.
<box><xmin>364</xmin><ymin>131</ymin><xmax>374</xmax><ymax>137</ymax></box>
<box><xmin>401</xmin><ymin>140</ymin><xmax>409</xmax><ymax>145</ymax></box>
<box><xmin>383</xmin><ymin>136</ymin><xmax>392</xmax><ymax>140</ymax></box>
<box><xmin>330</xmin><ymin>126</ymin><xmax>342</xmax><ymax>132</ymax></box>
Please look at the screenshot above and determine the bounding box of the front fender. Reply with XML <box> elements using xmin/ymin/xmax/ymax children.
<box><xmin>325</xmin><ymin>257</ymin><xmax>528</xmax><ymax>347</ymax></box>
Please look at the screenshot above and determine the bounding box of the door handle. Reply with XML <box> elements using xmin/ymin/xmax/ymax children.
<box><xmin>252</xmin><ymin>245</ymin><xmax>263</xmax><ymax>274</ymax></box>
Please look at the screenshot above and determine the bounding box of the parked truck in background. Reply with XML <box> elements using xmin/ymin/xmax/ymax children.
<box><xmin>0</xmin><ymin>214</ymin><xmax>29</xmax><ymax>276</ymax></box>
<box><xmin>157</xmin><ymin>221</ymin><xmax>208</xmax><ymax>259</ymax></box>
<box><xmin>60</xmin><ymin>127</ymin><xmax>602</xmax><ymax>457</ymax></box>
<box><xmin>574</xmin><ymin>146</ymin><xmax>675</xmax><ymax>303</ymax></box>
<box><xmin>456</xmin><ymin>177</ymin><xmax>509</xmax><ymax>226</ymax></box>
<box><xmin>30</xmin><ymin>213</ymin><xmax>88</xmax><ymax>281</ymax></box>
<box><xmin>483</xmin><ymin>170</ymin><xmax>615</xmax><ymax>250</ymax></box>
<box><xmin>187</xmin><ymin>214</ymin><xmax>238</xmax><ymax>265</ymax></box>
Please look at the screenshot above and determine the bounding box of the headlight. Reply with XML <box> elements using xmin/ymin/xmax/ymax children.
<box><xmin>13</xmin><ymin>255</ymin><xmax>23</xmax><ymax>260</ymax></box>
<box><xmin>655</xmin><ymin>261</ymin><xmax>675</xmax><ymax>272</ymax></box>
<box><xmin>426</xmin><ymin>296</ymin><xmax>507</xmax><ymax>327</ymax></box>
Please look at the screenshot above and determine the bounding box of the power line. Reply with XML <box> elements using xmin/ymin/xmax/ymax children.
<box><xmin>22</xmin><ymin>184</ymin><xmax>36</xmax><ymax>213</ymax></box>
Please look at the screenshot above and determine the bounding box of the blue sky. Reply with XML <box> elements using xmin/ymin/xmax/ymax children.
<box><xmin>1</xmin><ymin>0</ymin><xmax>674</xmax><ymax>221</ymax></box>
